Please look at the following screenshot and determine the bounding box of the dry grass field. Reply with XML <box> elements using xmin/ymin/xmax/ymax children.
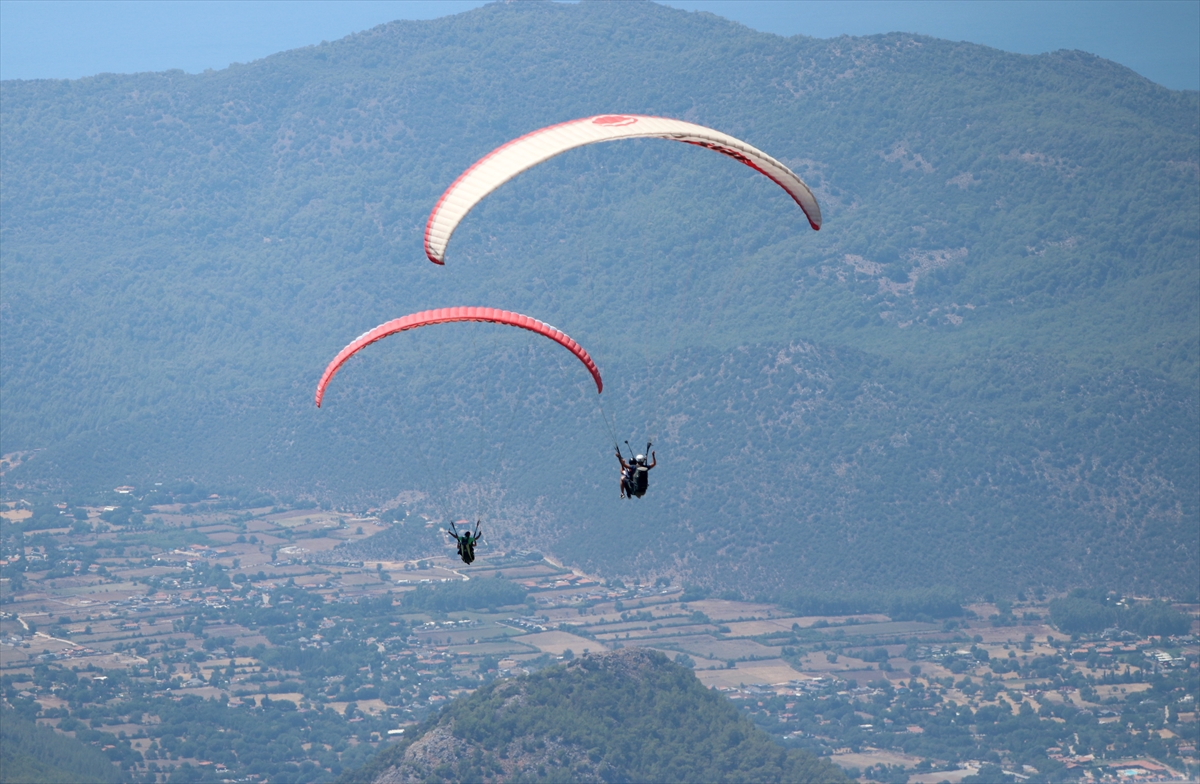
<box><xmin>906</xmin><ymin>766</ymin><xmax>983</xmax><ymax>783</ymax></box>
<box><xmin>517</xmin><ymin>630</ymin><xmax>592</xmax><ymax>655</ymax></box>
<box><xmin>448</xmin><ymin>640</ymin><xmax>538</xmax><ymax>657</ymax></box>
<box><xmin>829</xmin><ymin>620</ymin><xmax>941</xmax><ymax>637</ymax></box>
<box><xmin>682</xmin><ymin>599</ymin><xmax>786</xmax><ymax>621</ymax></box>
<box><xmin>592</xmin><ymin>622</ymin><xmax>716</xmax><ymax>641</ymax></box>
<box><xmin>831</xmin><ymin>749</ymin><xmax>924</xmax><ymax>770</ymax></box>
<box><xmin>693</xmin><ymin>659</ymin><xmax>808</xmax><ymax>690</ymax></box>
<box><xmin>660</xmin><ymin>635</ymin><xmax>783</xmax><ymax>661</ymax></box>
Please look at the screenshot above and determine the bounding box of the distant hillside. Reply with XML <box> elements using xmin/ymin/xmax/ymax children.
<box><xmin>0</xmin><ymin>707</ymin><xmax>126</xmax><ymax>784</ymax></box>
<box><xmin>1</xmin><ymin>1</ymin><xmax>1196</xmax><ymax>597</ymax></box>
<box><xmin>343</xmin><ymin>648</ymin><xmax>846</xmax><ymax>784</ymax></box>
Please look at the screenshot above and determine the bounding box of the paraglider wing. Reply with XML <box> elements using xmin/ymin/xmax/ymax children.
<box><xmin>424</xmin><ymin>114</ymin><xmax>822</xmax><ymax>265</ymax></box>
<box><xmin>315</xmin><ymin>306</ymin><xmax>603</xmax><ymax>407</ymax></box>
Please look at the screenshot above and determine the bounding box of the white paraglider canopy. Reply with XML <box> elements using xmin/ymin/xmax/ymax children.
<box><xmin>424</xmin><ymin>114</ymin><xmax>822</xmax><ymax>265</ymax></box>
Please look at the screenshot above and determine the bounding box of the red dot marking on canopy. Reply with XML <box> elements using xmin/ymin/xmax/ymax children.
<box><xmin>591</xmin><ymin>115</ymin><xmax>639</xmax><ymax>126</ymax></box>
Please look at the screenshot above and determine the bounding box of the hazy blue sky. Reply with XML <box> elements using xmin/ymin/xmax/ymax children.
<box><xmin>1</xmin><ymin>0</ymin><xmax>1197</xmax><ymax>90</ymax></box>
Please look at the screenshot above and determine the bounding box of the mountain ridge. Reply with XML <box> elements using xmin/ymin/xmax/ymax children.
<box><xmin>2</xmin><ymin>0</ymin><xmax>1196</xmax><ymax>598</ymax></box>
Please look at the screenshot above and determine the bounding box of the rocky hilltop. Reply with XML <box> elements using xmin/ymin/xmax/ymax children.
<box><xmin>346</xmin><ymin>648</ymin><xmax>846</xmax><ymax>783</ymax></box>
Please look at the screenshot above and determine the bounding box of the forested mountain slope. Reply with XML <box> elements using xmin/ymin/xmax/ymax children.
<box><xmin>0</xmin><ymin>706</ymin><xmax>127</xmax><ymax>783</ymax></box>
<box><xmin>345</xmin><ymin>648</ymin><xmax>847</xmax><ymax>784</ymax></box>
<box><xmin>2</xmin><ymin>1</ymin><xmax>1196</xmax><ymax>597</ymax></box>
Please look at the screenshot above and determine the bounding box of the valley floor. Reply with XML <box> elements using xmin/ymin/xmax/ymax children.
<box><xmin>1</xmin><ymin>497</ymin><xmax>1197</xmax><ymax>783</ymax></box>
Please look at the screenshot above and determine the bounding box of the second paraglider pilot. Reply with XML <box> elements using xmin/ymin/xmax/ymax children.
<box><xmin>447</xmin><ymin>520</ymin><xmax>482</xmax><ymax>565</ymax></box>
<box><xmin>616</xmin><ymin>443</ymin><xmax>656</xmax><ymax>499</ymax></box>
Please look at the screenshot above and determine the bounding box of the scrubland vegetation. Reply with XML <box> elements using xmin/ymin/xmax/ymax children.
<box><xmin>1</xmin><ymin>2</ymin><xmax>1195</xmax><ymax>600</ymax></box>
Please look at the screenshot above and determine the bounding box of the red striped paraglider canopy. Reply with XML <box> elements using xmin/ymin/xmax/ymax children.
<box><xmin>315</xmin><ymin>307</ymin><xmax>602</xmax><ymax>407</ymax></box>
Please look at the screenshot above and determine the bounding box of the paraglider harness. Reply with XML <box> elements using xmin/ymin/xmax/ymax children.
<box><xmin>447</xmin><ymin>520</ymin><xmax>481</xmax><ymax>565</ymax></box>
<box><xmin>617</xmin><ymin>441</ymin><xmax>655</xmax><ymax>499</ymax></box>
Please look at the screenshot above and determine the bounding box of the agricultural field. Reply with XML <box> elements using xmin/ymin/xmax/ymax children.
<box><xmin>2</xmin><ymin>491</ymin><xmax>1198</xmax><ymax>783</ymax></box>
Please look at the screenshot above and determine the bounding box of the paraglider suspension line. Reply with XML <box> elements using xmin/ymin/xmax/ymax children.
<box><xmin>645</xmin><ymin>260</ymin><xmax>694</xmax><ymax>446</ymax></box>
<box><xmin>596</xmin><ymin>397</ymin><xmax>622</xmax><ymax>455</ymax></box>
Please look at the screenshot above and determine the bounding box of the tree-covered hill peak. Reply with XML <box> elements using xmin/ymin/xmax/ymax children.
<box><xmin>348</xmin><ymin>647</ymin><xmax>847</xmax><ymax>784</ymax></box>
